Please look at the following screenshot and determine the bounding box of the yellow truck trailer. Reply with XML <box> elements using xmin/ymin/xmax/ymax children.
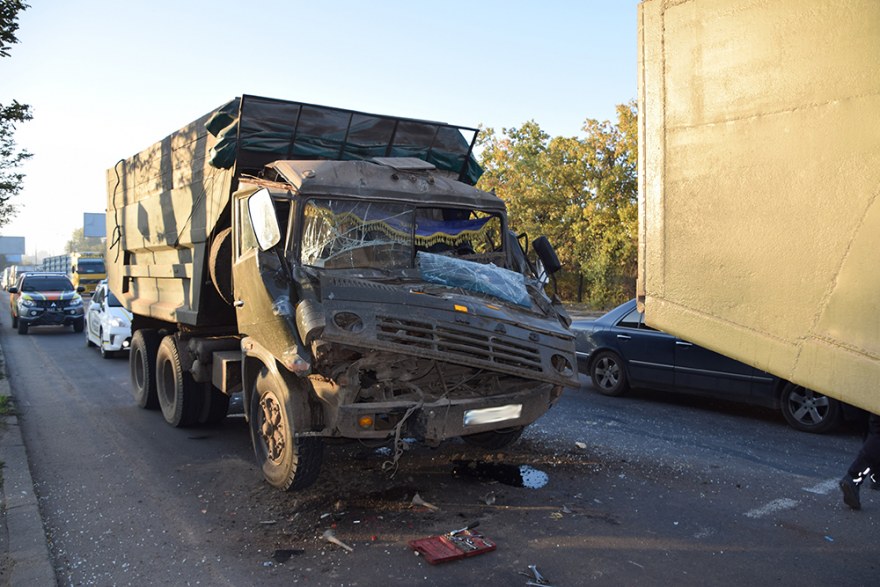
<box><xmin>637</xmin><ymin>0</ymin><xmax>879</xmax><ymax>414</ymax></box>
<box><xmin>42</xmin><ymin>252</ymin><xmax>106</xmax><ymax>294</ymax></box>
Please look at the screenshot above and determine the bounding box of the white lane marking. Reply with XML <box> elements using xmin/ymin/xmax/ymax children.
<box><xmin>745</xmin><ymin>498</ymin><xmax>800</xmax><ymax>519</ymax></box>
<box><xmin>802</xmin><ymin>479</ymin><xmax>839</xmax><ymax>495</ymax></box>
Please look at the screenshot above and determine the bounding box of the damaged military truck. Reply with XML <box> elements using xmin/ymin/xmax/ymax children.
<box><xmin>106</xmin><ymin>95</ymin><xmax>577</xmax><ymax>490</ymax></box>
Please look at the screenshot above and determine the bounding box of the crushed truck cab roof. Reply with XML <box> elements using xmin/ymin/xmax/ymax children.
<box><xmin>263</xmin><ymin>159</ymin><xmax>507</xmax><ymax>211</ymax></box>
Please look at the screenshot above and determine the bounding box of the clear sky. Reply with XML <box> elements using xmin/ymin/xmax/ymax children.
<box><xmin>1</xmin><ymin>0</ymin><xmax>640</xmax><ymax>257</ymax></box>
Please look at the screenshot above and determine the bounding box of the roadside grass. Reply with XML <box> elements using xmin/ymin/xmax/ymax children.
<box><xmin>0</xmin><ymin>395</ymin><xmax>11</xmax><ymax>416</ymax></box>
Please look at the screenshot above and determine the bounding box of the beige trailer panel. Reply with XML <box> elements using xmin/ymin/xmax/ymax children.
<box><xmin>637</xmin><ymin>0</ymin><xmax>880</xmax><ymax>413</ymax></box>
<box><xmin>106</xmin><ymin>112</ymin><xmax>233</xmax><ymax>325</ymax></box>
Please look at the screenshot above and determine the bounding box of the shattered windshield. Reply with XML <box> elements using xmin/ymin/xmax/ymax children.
<box><xmin>300</xmin><ymin>199</ymin><xmax>504</xmax><ymax>271</ymax></box>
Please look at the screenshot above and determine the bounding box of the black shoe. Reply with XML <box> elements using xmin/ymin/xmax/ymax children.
<box><xmin>839</xmin><ymin>476</ymin><xmax>861</xmax><ymax>510</ymax></box>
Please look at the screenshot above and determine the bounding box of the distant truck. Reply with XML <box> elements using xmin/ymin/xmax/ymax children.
<box><xmin>42</xmin><ymin>252</ymin><xmax>106</xmax><ymax>294</ymax></box>
<box><xmin>6</xmin><ymin>264</ymin><xmax>37</xmax><ymax>289</ymax></box>
<box><xmin>106</xmin><ymin>95</ymin><xmax>577</xmax><ymax>490</ymax></box>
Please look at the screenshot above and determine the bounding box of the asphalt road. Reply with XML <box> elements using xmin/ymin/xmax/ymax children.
<box><xmin>2</xmin><ymin>304</ymin><xmax>879</xmax><ymax>586</ymax></box>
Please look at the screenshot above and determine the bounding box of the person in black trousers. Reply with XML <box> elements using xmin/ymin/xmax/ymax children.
<box><xmin>839</xmin><ymin>412</ymin><xmax>880</xmax><ymax>510</ymax></box>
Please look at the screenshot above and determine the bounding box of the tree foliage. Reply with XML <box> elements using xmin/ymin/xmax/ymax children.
<box><xmin>0</xmin><ymin>0</ymin><xmax>28</xmax><ymax>57</ymax></box>
<box><xmin>477</xmin><ymin>102</ymin><xmax>638</xmax><ymax>307</ymax></box>
<box><xmin>0</xmin><ymin>0</ymin><xmax>31</xmax><ymax>229</ymax></box>
<box><xmin>65</xmin><ymin>227</ymin><xmax>103</xmax><ymax>254</ymax></box>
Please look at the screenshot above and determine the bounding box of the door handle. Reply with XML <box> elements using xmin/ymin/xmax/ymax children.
<box><xmin>616</xmin><ymin>334</ymin><xmax>631</xmax><ymax>340</ymax></box>
<box><xmin>233</xmin><ymin>300</ymin><xmax>245</xmax><ymax>308</ymax></box>
<box><xmin>675</xmin><ymin>341</ymin><xmax>693</xmax><ymax>347</ymax></box>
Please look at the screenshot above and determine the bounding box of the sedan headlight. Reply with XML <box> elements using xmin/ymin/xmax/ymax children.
<box><xmin>108</xmin><ymin>317</ymin><xmax>128</xmax><ymax>328</ymax></box>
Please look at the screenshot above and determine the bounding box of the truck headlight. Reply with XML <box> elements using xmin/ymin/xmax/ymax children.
<box><xmin>20</xmin><ymin>299</ymin><xmax>35</xmax><ymax>307</ymax></box>
<box><xmin>68</xmin><ymin>298</ymin><xmax>83</xmax><ymax>308</ymax></box>
<box><xmin>333</xmin><ymin>311</ymin><xmax>364</xmax><ymax>333</ymax></box>
<box><xmin>551</xmin><ymin>354</ymin><xmax>574</xmax><ymax>377</ymax></box>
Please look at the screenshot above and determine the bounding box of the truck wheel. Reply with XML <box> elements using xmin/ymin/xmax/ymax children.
<box><xmin>17</xmin><ymin>321</ymin><xmax>27</xmax><ymax>335</ymax></box>
<box><xmin>11</xmin><ymin>313</ymin><xmax>17</xmax><ymax>328</ymax></box>
<box><xmin>73</xmin><ymin>318</ymin><xmax>84</xmax><ymax>333</ymax></box>
<box><xmin>130</xmin><ymin>329</ymin><xmax>160</xmax><ymax>409</ymax></box>
<box><xmin>156</xmin><ymin>335</ymin><xmax>203</xmax><ymax>427</ymax></box>
<box><xmin>199</xmin><ymin>387</ymin><xmax>230</xmax><ymax>426</ymax></box>
<box><xmin>462</xmin><ymin>426</ymin><xmax>524</xmax><ymax>450</ymax></box>
<box><xmin>249</xmin><ymin>366</ymin><xmax>323</xmax><ymax>491</ymax></box>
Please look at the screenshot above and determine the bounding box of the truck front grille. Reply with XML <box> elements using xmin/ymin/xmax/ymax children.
<box><xmin>376</xmin><ymin>316</ymin><xmax>542</xmax><ymax>373</ymax></box>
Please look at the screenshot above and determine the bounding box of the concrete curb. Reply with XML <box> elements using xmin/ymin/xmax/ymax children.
<box><xmin>0</xmin><ymin>346</ymin><xmax>56</xmax><ymax>586</ymax></box>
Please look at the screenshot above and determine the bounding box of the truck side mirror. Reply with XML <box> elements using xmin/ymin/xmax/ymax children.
<box><xmin>247</xmin><ymin>189</ymin><xmax>282</xmax><ymax>251</ymax></box>
<box><xmin>533</xmin><ymin>236</ymin><xmax>561</xmax><ymax>275</ymax></box>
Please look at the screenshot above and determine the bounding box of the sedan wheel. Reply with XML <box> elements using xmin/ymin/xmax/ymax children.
<box><xmin>781</xmin><ymin>383</ymin><xmax>842</xmax><ymax>434</ymax></box>
<box><xmin>589</xmin><ymin>351</ymin><xmax>629</xmax><ymax>397</ymax></box>
<box><xmin>100</xmin><ymin>330</ymin><xmax>115</xmax><ymax>359</ymax></box>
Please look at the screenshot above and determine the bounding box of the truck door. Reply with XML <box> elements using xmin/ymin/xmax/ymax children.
<box><xmin>231</xmin><ymin>190</ymin><xmax>300</xmax><ymax>359</ymax></box>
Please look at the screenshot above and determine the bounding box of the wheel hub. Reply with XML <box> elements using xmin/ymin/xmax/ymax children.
<box><xmin>259</xmin><ymin>396</ymin><xmax>286</xmax><ymax>464</ymax></box>
<box><xmin>791</xmin><ymin>389</ymin><xmax>827</xmax><ymax>423</ymax></box>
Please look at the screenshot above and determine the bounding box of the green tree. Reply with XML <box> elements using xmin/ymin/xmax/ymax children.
<box><xmin>65</xmin><ymin>227</ymin><xmax>103</xmax><ymax>253</ymax></box>
<box><xmin>0</xmin><ymin>1</ymin><xmax>31</xmax><ymax>228</ymax></box>
<box><xmin>478</xmin><ymin>101</ymin><xmax>638</xmax><ymax>307</ymax></box>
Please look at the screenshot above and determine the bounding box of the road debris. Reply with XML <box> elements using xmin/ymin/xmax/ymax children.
<box><xmin>520</xmin><ymin>564</ymin><xmax>554</xmax><ymax>586</ymax></box>
<box><xmin>409</xmin><ymin>522</ymin><xmax>495</xmax><ymax>564</ymax></box>
<box><xmin>322</xmin><ymin>529</ymin><xmax>354</xmax><ymax>552</ymax></box>
<box><xmin>411</xmin><ymin>492</ymin><xmax>440</xmax><ymax>511</ymax></box>
<box><xmin>272</xmin><ymin>549</ymin><xmax>305</xmax><ymax>563</ymax></box>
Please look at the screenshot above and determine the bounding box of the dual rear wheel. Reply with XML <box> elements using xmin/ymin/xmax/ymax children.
<box><xmin>129</xmin><ymin>330</ymin><xmax>229</xmax><ymax>426</ymax></box>
<box><xmin>129</xmin><ymin>342</ymin><xmax>324</xmax><ymax>490</ymax></box>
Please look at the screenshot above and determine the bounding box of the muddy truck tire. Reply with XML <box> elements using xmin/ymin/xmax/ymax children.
<box><xmin>130</xmin><ymin>329</ymin><xmax>160</xmax><ymax>410</ymax></box>
<box><xmin>250</xmin><ymin>366</ymin><xmax>323</xmax><ymax>491</ymax></box>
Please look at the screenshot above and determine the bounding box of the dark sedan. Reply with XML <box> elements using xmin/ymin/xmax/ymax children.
<box><xmin>573</xmin><ymin>299</ymin><xmax>861</xmax><ymax>433</ymax></box>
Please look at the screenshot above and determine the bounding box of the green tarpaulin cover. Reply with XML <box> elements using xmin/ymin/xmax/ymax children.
<box><xmin>207</xmin><ymin>95</ymin><xmax>483</xmax><ymax>185</ymax></box>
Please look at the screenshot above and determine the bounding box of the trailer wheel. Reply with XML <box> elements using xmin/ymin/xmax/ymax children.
<box><xmin>156</xmin><ymin>335</ymin><xmax>203</xmax><ymax>427</ymax></box>
<box><xmin>250</xmin><ymin>366</ymin><xmax>323</xmax><ymax>491</ymax></box>
<box><xmin>209</xmin><ymin>227</ymin><xmax>233</xmax><ymax>305</ymax></box>
<box><xmin>462</xmin><ymin>426</ymin><xmax>524</xmax><ymax>450</ymax></box>
<box><xmin>130</xmin><ymin>329</ymin><xmax>160</xmax><ymax>409</ymax></box>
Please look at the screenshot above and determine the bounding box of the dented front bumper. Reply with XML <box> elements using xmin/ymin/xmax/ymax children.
<box><xmin>332</xmin><ymin>383</ymin><xmax>561</xmax><ymax>443</ymax></box>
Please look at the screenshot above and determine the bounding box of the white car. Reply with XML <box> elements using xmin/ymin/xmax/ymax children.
<box><xmin>85</xmin><ymin>282</ymin><xmax>132</xmax><ymax>359</ymax></box>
